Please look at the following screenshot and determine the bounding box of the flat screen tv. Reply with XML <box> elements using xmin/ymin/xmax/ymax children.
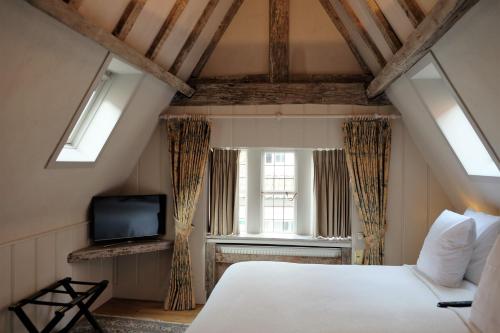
<box><xmin>91</xmin><ymin>194</ymin><xmax>166</xmax><ymax>243</ymax></box>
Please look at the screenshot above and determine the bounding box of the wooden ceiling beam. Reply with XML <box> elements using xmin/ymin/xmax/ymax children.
<box><xmin>146</xmin><ymin>0</ymin><xmax>189</xmax><ymax>60</ymax></box>
<box><xmin>189</xmin><ymin>73</ymin><xmax>373</xmax><ymax>84</ymax></box>
<box><xmin>26</xmin><ymin>0</ymin><xmax>194</xmax><ymax>96</ymax></box>
<box><xmin>64</xmin><ymin>0</ymin><xmax>83</xmax><ymax>10</ymax></box>
<box><xmin>171</xmin><ymin>81</ymin><xmax>390</xmax><ymax>106</ymax></box>
<box><xmin>191</xmin><ymin>0</ymin><xmax>245</xmax><ymax>78</ymax></box>
<box><xmin>336</xmin><ymin>0</ymin><xmax>386</xmax><ymax>67</ymax></box>
<box><xmin>318</xmin><ymin>0</ymin><xmax>371</xmax><ymax>74</ymax></box>
<box><xmin>367</xmin><ymin>0</ymin><xmax>480</xmax><ymax>98</ymax></box>
<box><xmin>170</xmin><ymin>0</ymin><xmax>221</xmax><ymax>75</ymax></box>
<box><xmin>364</xmin><ymin>0</ymin><xmax>402</xmax><ymax>53</ymax></box>
<box><xmin>112</xmin><ymin>0</ymin><xmax>147</xmax><ymax>40</ymax></box>
<box><xmin>397</xmin><ymin>0</ymin><xmax>425</xmax><ymax>28</ymax></box>
<box><xmin>269</xmin><ymin>0</ymin><xmax>290</xmax><ymax>83</ymax></box>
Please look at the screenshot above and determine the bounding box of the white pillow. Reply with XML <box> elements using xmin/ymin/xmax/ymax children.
<box><xmin>416</xmin><ymin>210</ymin><xmax>476</xmax><ymax>287</ymax></box>
<box><xmin>470</xmin><ymin>236</ymin><xmax>500</xmax><ymax>333</ymax></box>
<box><xmin>463</xmin><ymin>209</ymin><xmax>500</xmax><ymax>285</ymax></box>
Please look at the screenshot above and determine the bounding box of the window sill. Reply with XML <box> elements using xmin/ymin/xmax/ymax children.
<box><xmin>205</xmin><ymin>233</ymin><xmax>352</xmax><ymax>248</ymax></box>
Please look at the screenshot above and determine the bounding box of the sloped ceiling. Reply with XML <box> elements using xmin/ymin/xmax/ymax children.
<box><xmin>387</xmin><ymin>0</ymin><xmax>500</xmax><ymax>214</ymax></box>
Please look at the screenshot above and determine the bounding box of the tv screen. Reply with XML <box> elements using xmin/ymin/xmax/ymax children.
<box><xmin>91</xmin><ymin>194</ymin><xmax>166</xmax><ymax>242</ymax></box>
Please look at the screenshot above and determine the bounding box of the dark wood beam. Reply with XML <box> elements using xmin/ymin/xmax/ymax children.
<box><xmin>191</xmin><ymin>0</ymin><xmax>245</xmax><ymax>78</ymax></box>
<box><xmin>112</xmin><ymin>0</ymin><xmax>147</xmax><ymax>40</ymax></box>
<box><xmin>364</xmin><ymin>0</ymin><xmax>402</xmax><ymax>53</ymax></box>
<box><xmin>269</xmin><ymin>0</ymin><xmax>289</xmax><ymax>82</ymax></box>
<box><xmin>318</xmin><ymin>0</ymin><xmax>371</xmax><ymax>74</ymax></box>
<box><xmin>64</xmin><ymin>0</ymin><xmax>83</xmax><ymax>10</ymax></box>
<box><xmin>171</xmin><ymin>81</ymin><xmax>390</xmax><ymax>106</ymax></box>
<box><xmin>170</xmin><ymin>0</ymin><xmax>220</xmax><ymax>75</ymax></box>
<box><xmin>189</xmin><ymin>73</ymin><xmax>373</xmax><ymax>84</ymax></box>
<box><xmin>397</xmin><ymin>0</ymin><xmax>425</xmax><ymax>28</ymax></box>
<box><xmin>26</xmin><ymin>0</ymin><xmax>194</xmax><ymax>96</ymax></box>
<box><xmin>145</xmin><ymin>0</ymin><xmax>189</xmax><ymax>60</ymax></box>
<box><xmin>336</xmin><ymin>0</ymin><xmax>386</xmax><ymax>67</ymax></box>
<box><xmin>367</xmin><ymin>0</ymin><xmax>480</xmax><ymax>97</ymax></box>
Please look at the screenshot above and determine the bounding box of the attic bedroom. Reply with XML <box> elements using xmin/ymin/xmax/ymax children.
<box><xmin>0</xmin><ymin>0</ymin><xmax>499</xmax><ymax>332</ymax></box>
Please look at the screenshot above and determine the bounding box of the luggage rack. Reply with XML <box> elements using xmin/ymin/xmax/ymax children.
<box><xmin>9</xmin><ymin>277</ymin><xmax>108</xmax><ymax>333</ymax></box>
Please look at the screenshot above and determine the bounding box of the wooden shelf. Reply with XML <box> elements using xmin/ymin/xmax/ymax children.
<box><xmin>67</xmin><ymin>239</ymin><xmax>173</xmax><ymax>263</ymax></box>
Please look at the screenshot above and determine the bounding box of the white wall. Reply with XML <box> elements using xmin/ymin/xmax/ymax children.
<box><xmin>0</xmin><ymin>223</ymin><xmax>113</xmax><ymax>333</ymax></box>
<box><xmin>0</xmin><ymin>0</ymin><xmax>176</xmax><ymax>326</ymax></box>
<box><xmin>386</xmin><ymin>0</ymin><xmax>500</xmax><ymax>214</ymax></box>
<box><xmin>115</xmin><ymin>104</ymin><xmax>454</xmax><ymax>303</ymax></box>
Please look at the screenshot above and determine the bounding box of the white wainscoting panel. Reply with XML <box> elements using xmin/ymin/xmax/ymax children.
<box><xmin>0</xmin><ymin>222</ymin><xmax>113</xmax><ymax>332</ymax></box>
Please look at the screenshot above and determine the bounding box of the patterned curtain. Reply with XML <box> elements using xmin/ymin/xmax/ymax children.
<box><xmin>209</xmin><ymin>149</ymin><xmax>240</xmax><ymax>236</ymax></box>
<box><xmin>165</xmin><ymin>116</ymin><xmax>211</xmax><ymax>311</ymax></box>
<box><xmin>343</xmin><ymin>118</ymin><xmax>391</xmax><ymax>265</ymax></box>
<box><xmin>313</xmin><ymin>149</ymin><xmax>351</xmax><ymax>238</ymax></box>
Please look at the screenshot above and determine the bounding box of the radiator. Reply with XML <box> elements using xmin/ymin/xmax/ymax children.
<box><xmin>217</xmin><ymin>245</ymin><xmax>342</xmax><ymax>258</ymax></box>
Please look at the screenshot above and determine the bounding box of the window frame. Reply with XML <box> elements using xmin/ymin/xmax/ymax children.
<box><xmin>259</xmin><ymin>150</ymin><xmax>298</xmax><ymax>234</ymax></box>
<box><xmin>407</xmin><ymin>52</ymin><xmax>500</xmax><ymax>179</ymax></box>
<box><xmin>46</xmin><ymin>55</ymin><xmax>114</xmax><ymax>169</ymax></box>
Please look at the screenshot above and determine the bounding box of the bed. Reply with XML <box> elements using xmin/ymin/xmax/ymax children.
<box><xmin>186</xmin><ymin>261</ymin><xmax>476</xmax><ymax>333</ymax></box>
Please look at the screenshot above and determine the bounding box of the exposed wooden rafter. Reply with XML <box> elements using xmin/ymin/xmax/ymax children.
<box><xmin>318</xmin><ymin>0</ymin><xmax>371</xmax><ymax>74</ymax></box>
<box><xmin>170</xmin><ymin>0</ymin><xmax>221</xmax><ymax>75</ymax></box>
<box><xmin>367</xmin><ymin>0</ymin><xmax>480</xmax><ymax>97</ymax></box>
<box><xmin>146</xmin><ymin>0</ymin><xmax>189</xmax><ymax>60</ymax></box>
<box><xmin>63</xmin><ymin>0</ymin><xmax>83</xmax><ymax>10</ymax></box>
<box><xmin>397</xmin><ymin>0</ymin><xmax>425</xmax><ymax>28</ymax></box>
<box><xmin>189</xmin><ymin>73</ymin><xmax>373</xmax><ymax>84</ymax></box>
<box><xmin>26</xmin><ymin>0</ymin><xmax>194</xmax><ymax>96</ymax></box>
<box><xmin>171</xmin><ymin>78</ymin><xmax>389</xmax><ymax>106</ymax></box>
<box><xmin>269</xmin><ymin>0</ymin><xmax>290</xmax><ymax>82</ymax></box>
<box><xmin>364</xmin><ymin>0</ymin><xmax>402</xmax><ymax>53</ymax></box>
<box><xmin>336</xmin><ymin>0</ymin><xmax>386</xmax><ymax>67</ymax></box>
<box><xmin>191</xmin><ymin>0</ymin><xmax>245</xmax><ymax>78</ymax></box>
<box><xmin>112</xmin><ymin>0</ymin><xmax>147</xmax><ymax>40</ymax></box>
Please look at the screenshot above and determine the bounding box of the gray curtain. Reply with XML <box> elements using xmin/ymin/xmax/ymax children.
<box><xmin>313</xmin><ymin>149</ymin><xmax>351</xmax><ymax>238</ymax></box>
<box><xmin>209</xmin><ymin>149</ymin><xmax>240</xmax><ymax>235</ymax></box>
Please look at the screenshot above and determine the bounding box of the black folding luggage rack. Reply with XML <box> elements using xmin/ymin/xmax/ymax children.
<box><xmin>9</xmin><ymin>277</ymin><xmax>108</xmax><ymax>333</ymax></box>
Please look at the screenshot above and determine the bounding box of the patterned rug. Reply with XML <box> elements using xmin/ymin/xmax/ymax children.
<box><xmin>72</xmin><ymin>314</ymin><xmax>189</xmax><ymax>333</ymax></box>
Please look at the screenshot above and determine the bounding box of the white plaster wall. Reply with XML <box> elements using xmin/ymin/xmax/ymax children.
<box><xmin>115</xmin><ymin>104</ymin><xmax>454</xmax><ymax>303</ymax></box>
<box><xmin>0</xmin><ymin>223</ymin><xmax>113</xmax><ymax>333</ymax></box>
<box><xmin>386</xmin><ymin>0</ymin><xmax>500</xmax><ymax>213</ymax></box>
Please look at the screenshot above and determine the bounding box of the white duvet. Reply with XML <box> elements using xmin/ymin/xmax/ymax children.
<box><xmin>187</xmin><ymin>262</ymin><xmax>476</xmax><ymax>333</ymax></box>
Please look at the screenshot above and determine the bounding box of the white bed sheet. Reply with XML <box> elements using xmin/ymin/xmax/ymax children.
<box><xmin>187</xmin><ymin>262</ymin><xmax>476</xmax><ymax>333</ymax></box>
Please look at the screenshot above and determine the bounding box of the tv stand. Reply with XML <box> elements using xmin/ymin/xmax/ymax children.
<box><xmin>67</xmin><ymin>239</ymin><xmax>172</xmax><ymax>263</ymax></box>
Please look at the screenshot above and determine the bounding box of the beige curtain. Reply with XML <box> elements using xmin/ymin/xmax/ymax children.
<box><xmin>343</xmin><ymin>118</ymin><xmax>391</xmax><ymax>265</ymax></box>
<box><xmin>209</xmin><ymin>149</ymin><xmax>240</xmax><ymax>235</ymax></box>
<box><xmin>313</xmin><ymin>149</ymin><xmax>351</xmax><ymax>238</ymax></box>
<box><xmin>165</xmin><ymin>116</ymin><xmax>211</xmax><ymax>311</ymax></box>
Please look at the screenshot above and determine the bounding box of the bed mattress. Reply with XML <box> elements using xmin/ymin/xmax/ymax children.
<box><xmin>187</xmin><ymin>262</ymin><xmax>476</xmax><ymax>333</ymax></box>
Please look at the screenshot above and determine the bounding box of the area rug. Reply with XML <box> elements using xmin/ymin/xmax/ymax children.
<box><xmin>72</xmin><ymin>314</ymin><xmax>189</xmax><ymax>333</ymax></box>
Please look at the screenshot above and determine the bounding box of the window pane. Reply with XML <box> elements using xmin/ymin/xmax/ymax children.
<box><xmin>238</xmin><ymin>150</ymin><xmax>248</xmax><ymax>233</ymax></box>
<box><xmin>410</xmin><ymin>60</ymin><xmax>499</xmax><ymax>177</ymax></box>
<box><xmin>260</xmin><ymin>151</ymin><xmax>297</xmax><ymax>234</ymax></box>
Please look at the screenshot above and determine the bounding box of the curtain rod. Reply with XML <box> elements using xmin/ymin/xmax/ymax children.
<box><xmin>159</xmin><ymin>112</ymin><xmax>401</xmax><ymax>120</ymax></box>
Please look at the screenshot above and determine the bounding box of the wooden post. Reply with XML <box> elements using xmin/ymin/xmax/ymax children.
<box><xmin>269</xmin><ymin>0</ymin><xmax>289</xmax><ymax>83</ymax></box>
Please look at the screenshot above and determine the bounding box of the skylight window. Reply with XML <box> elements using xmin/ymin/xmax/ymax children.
<box><xmin>409</xmin><ymin>54</ymin><xmax>500</xmax><ymax>178</ymax></box>
<box><xmin>48</xmin><ymin>56</ymin><xmax>143</xmax><ymax>166</ymax></box>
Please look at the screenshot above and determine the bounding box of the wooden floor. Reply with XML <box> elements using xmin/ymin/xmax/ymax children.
<box><xmin>94</xmin><ymin>298</ymin><xmax>203</xmax><ymax>324</ymax></box>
